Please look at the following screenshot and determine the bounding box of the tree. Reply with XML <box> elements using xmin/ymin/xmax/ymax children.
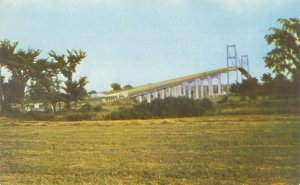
<box><xmin>88</xmin><ymin>90</ymin><xmax>97</xmax><ymax>95</ymax></box>
<box><xmin>231</xmin><ymin>78</ymin><xmax>261</xmax><ymax>99</ymax></box>
<box><xmin>261</xmin><ymin>73</ymin><xmax>273</xmax><ymax>95</ymax></box>
<box><xmin>269</xmin><ymin>74</ymin><xmax>292</xmax><ymax>97</ymax></box>
<box><xmin>123</xmin><ymin>84</ymin><xmax>133</xmax><ymax>90</ymax></box>
<box><xmin>0</xmin><ymin>40</ymin><xmax>18</xmax><ymax>105</ymax></box>
<box><xmin>49</xmin><ymin>50</ymin><xmax>87</xmax><ymax>110</ymax></box>
<box><xmin>261</xmin><ymin>73</ymin><xmax>273</xmax><ymax>85</ymax></box>
<box><xmin>264</xmin><ymin>18</ymin><xmax>300</xmax><ymax>81</ymax></box>
<box><xmin>28</xmin><ymin>59</ymin><xmax>62</xmax><ymax>112</ymax></box>
<box><xmin>0</xmin><ymin>40</ymin><xmax>41</xmax><ymax>108</ymax></box>
<box><xmin>110</xmin><ymin>83</ymin><xmax>121</xmax><ymax>91</ymax></box>
<box><xmin>63</xmin><ymin>77</ymin><xmax>88</xmax><ymax>110</ymax></box>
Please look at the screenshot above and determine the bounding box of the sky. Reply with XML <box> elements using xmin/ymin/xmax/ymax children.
<box><xmin>0</xmin><ymin>0</ymin><xmax>299</xmax><ymax>92</ymax></box>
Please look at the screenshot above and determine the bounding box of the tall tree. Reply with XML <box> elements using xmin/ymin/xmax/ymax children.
<box><xmin>0</xmin><ymin>40</ymin><xmax>40</xmax><ymax>104</ymax></box>
<box><xmin>264</xmin><ymin>18</ymin><xmax>300</xmax><ymax>81</ymax></box>
<box><xmin>29</xmin><ymin>59</ymin><xmax>62</xmax><ymax>112</ymax></box>
<box><xmin>49</xmin><ymin>50</ymin><xmax>87</xmax><ymax>110</ymax></box>
<box><xmin>261</xmin><ymin>73</ymin><xmax>273</xmax><ymax>95</ymax></box>
<box><xmin>0</xmin><ymin>40</ymin><xmax>19</xmax><ymax>107</ymax></box>
<box><xmin>63</xmin><ymin>77</ymin><xmax>88</xmax><ymax>110</ymax></box>
<box><xmin>261</xmin><ymin>73</ymin><xmax>273</xmax><ymax>85</ymax></box>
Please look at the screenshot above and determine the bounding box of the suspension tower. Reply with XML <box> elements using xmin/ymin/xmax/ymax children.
<box><xmin>241</xmin><ymin>55</ymin><xmax>249</xmax><ymax>80</ymax></box>
<box><xmin>226</xmin><ymin>44</ymin><xmax>250</xmax><ymax>92</ymax></box>
<box><xmin>226</xmin><ymin>44</ymin><xmax>238</xmax><ymax>92</ymax></box>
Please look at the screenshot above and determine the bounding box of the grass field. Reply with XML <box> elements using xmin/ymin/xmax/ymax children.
<box><xmin>0</xmin><ymin>115</ymin><xmax>299</xmax><ymax>185</ymax></box>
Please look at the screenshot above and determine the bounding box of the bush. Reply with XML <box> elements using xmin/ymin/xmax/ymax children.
<box><xmin>217</xmin><ymin>96</ymin><xmax>228</xmax><ymax>104</ymax></box>
<box><xmin>64</xmin><ymin>113</ymin><xmax>93</xmax><ymax>121</ymax></box>
<box><xmin>80</xmin><ymin>103</ymin><xmax>92</xmax><ymax>113</ymax></box>
<box><xmin>108</xmin><ymin>97</ymin><xmax>215</xmax><ymax>120</ymax></box>
<box><xmin>93</xmin><ymin>105</ymin><xmax>102</xmax><ymax>112</ymax></box>
<box><xmin>22</xmin><ymin>111</ymin><xmax>55</xmax><ymax>121</ymax></box>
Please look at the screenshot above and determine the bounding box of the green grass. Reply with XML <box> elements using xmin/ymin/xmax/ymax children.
<box><xmin>0</xmin><ymin>115</ymin><xmax>299</xmax><ymax>184</ymax></box>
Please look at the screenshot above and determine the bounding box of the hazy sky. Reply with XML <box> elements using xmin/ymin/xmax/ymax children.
<box><xmin>0</xmin><ymin>0</ymin><xmax>299</xmax><ymax>91</ymax></box>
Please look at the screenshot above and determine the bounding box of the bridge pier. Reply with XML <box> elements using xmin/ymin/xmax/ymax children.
<box><xmin>200</xmin><ymin>79</ymin><xmax>204</xmax><ymax>97</ymax></box>
<box><xmin>188</xmin><ymin>82</ymin><xmax>192</xmax><ymax>98</ymax></box>
<box><xmin>136</xmin><ymin>95</ymin><xmax>142</xmax><ymax>102</ymax></box>
<box><xmin>173</xmin><ymin>86</ymin><xmax>177</xmax><ymax>97</ymax></box>
<box><xmin>154</xmin><ymin>91</ymin><xmax>158</xmax><ymax>99</ymax></box>
<box><xmin>217</xmin><ymin>74</ymin><xmax>222</xmax><ymax>95</ymax></box>
<box><xmin>160</xmin><ymin>89</ymin><xmax>165</xmax><ymax>99</ymax></box>
<box><xmin>146</xmin><ymin>93</ymin><xmax>151</xmax><ymax>103</ymax></box>
<box><xmin>183</xmin><ymin>82</ymin><xmax>186</xmax><ymax>96</ymax></box>
<box><xmin>195</xmin><ymin>79</ymin><xmax>199</xmax><ymax>99</ymax></box>
<box><xmin>178</xmin><ymin>84</ymin><xmax>182</xmax><ymax>97</ymax></box>
<box><xmin>208</xmin><ymin>76</ymin><xmax>213</xmax><ymax>96</ymax></box>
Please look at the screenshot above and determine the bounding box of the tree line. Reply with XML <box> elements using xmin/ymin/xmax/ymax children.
<box><xmin>233</xmin><ymin>18</ymin><xmax>299</xmax><ymax>98</ymax></box>
<box><xmin>0</xmin><ymin>18</ymin><xmax>298</xmax><ymax>116</ymax></box>
<box><xmin>0</xmin><ymin>40</ymin><xmax>88</xmax><ymax>113</ymax></box>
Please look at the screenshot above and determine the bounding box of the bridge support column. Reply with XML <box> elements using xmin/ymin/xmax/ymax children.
<box><xmin>188</xmin><ymin>82</ymin><xmax>192</xmax><ymax>98</ymax></box>
<box><xmin>200</xmin><ymin>79</ymin><xmax>204</xmax><ymax>97</ymax></box>
<box><xmin>167</xmin><ymin>87</ymin><xmax>171</xmax><ymax>97</ymax></box>
<box><xmin>217</xmin><ymin>74</ymin><xmax>222</xmax><ymax>95</ymax></box>
<box><xmin>154</xmin><ymin>91</ymin><xmax>158</xmax><ymax>99</ymax></box>
<box><xmin>183</xmin><ymin>82</ymin><xmax>186</xmax><ymax>96</ymax></box>
<box><xmin>195</xmin><ymin>79</ymin><xmax>199</xmax><ymax>99</ymax></box>
<box><xmin>146</xmin><ymin>93</ymin><xmax>151</xmax><ymax>103</ymax></box>
<box><xmin>160</xmin><ymin>89</ymin><xmax>165</xmax><ymax>99</ymax></box>
<box><xmin>177</xmin><ymin>84</ymin><xmax>181</xmax><ymax>97</ymax></box>
<box><xmin>173</xmin><ymin>86</ymin><xmax>177</xmax><ymax>97</ymax></box>
<box><xmin>136</xmin><ymin>95</ymin><xmax>142</xmax><ymax>102</ymax></box>
<box><xmin>208</xmin><ymin>76</ymin><xmax>213</xmax><ymax>96</ymax></box>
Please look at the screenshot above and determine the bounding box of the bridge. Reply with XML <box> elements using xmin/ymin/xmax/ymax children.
<box><xmin>102</xmin><ymin>45</ymin><xmax>250</xmax><ymax>103</ymax></box>
<box><xmin>104</xmin><ymin>67</ymin><xmax>251</xmax><ymax>103</ymax></box>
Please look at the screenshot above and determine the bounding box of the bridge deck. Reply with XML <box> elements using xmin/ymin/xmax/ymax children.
<box><xmin>105</xmin><ymin>67</ymin><xmax>250</xmax><ymax>98</ymax></box>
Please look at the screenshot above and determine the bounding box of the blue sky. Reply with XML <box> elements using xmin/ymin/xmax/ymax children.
<box><xmin>0</xmin><ymin>0</ymin><xmax>299</xmax><ymax>91</ymax></box>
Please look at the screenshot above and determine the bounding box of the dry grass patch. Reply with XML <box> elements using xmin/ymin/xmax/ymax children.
<box><xmin>0</xmin><ymin>114</ymin><xmax>299</xmax><ymax>184</ymax></box>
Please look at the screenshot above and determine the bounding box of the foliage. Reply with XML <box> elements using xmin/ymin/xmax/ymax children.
<box><xmin>93</xmin><ymin>105</ymin><xmax>102</xmax><ymax>112</ymax></box>
<box><xmin>49</xmin><ymin>50</ymin><xmax>87</xmax><ymax>110</ymax></box>
<box><xmin>63</xmin><ymin>77</ymin><xmax>88</xmax><ymax>109</ymax></box>
<box><xmin>0</xmin><ymin>40</ymin><xmax>89</xmax><ymax>113</ymax></box>
<box><xmin>28</xmin><ymin>59</ymin><xmax>62</xmax><ymax>112</ymax></box>
<box><xmin>110</xmin><ymin>83</ymin><xmax>122</xmax><ymax>91</ymax></box>
<box><xmin>264</xmin><ymin>18</ymin><xmax>300</xmax><ymax>81</ymax></box>
<box><xmin>0</xmin><ymin>40</ymin><xmax>41</xmax><ymax>106</ymax></box>
<box><xmin>80</xmin><ymin>103</ymin><xmax>92</xmax><ymax>113</ymax></box>
<box><xmin>109</xmin><ymin>97</ymin><xmax>215</xmax><ymax>120</ymax></box>
<box><xmin>239</xmin><ymin>78</ymin><xmax>261</xmax><ymax>99</ymax></box>
<box><xmin>4</xmin><ymin>111</ymin><xmax>55</xmax><ymax>121</ymax></box>
<box><xmin>88</xmin><ymin>90</ymin><xmax>97</xmax><ymax>95</ymax></box>
<box><xmin>123</xmin><ymin>84</ymin><xmax>133</xmax><ymax>90</ymax></box>
<box><xmin>231</xmin><ymin>75</ymin><xmax>298</xmax><ymax>98</ymax></box>
<box><xmin>64</xmin><ymin>112</ymin><xmax>93</xmax><ymax>121</ymax></box>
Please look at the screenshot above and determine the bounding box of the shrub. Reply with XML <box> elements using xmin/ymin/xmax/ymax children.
<box><xmin>217</xmin><ymin>96</ymin><xmax>228</xmax><ymax>104</ymax></box>
<box><xmin>64</xmin><ymin>113</ymin><xmax>93</xmax><ymax>121</ymax></box>
<box><xmin>108</xmin><ymin>97</ymin><xmax>215</xmax><ymax>120</ymax></box>
<box><xmin>93</xmin><ymin>105</ymin><xmax>102</xmax><ymax>112</ymax></box>
<box><xmin>22</xmin><ymin>111</ymin><xmax>55</xmax><ymax>121</ymax></box>
<box><xmin>80</xmin><ymin>103</ymin><xmax>92</xmax><ymax>113</ymax></box>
